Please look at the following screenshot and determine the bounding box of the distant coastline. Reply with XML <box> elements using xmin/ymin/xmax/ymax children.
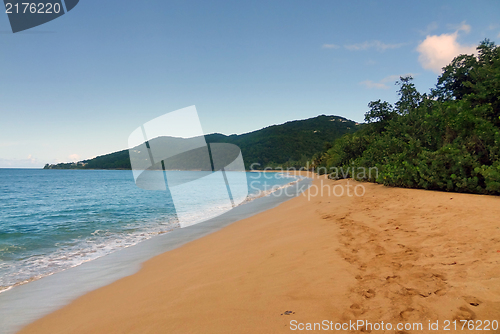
<box><xmin>43</xmin><ymin>115</ymin><xmax>359</xmax><ymax>171</ymax></box>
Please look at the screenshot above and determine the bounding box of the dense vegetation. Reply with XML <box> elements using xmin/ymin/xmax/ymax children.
<box><xmin>205</xmin><ymin>115</ymin><xmax>358</xmax><ymax>169</ymax></box>
<box><xmin>44</xmin><ymin>115</ymin><xmax>359</xmax><ymax>170</ymax></box>
<box><xmin>312</xmin><ymin>40</ymin><xmax>500</xmax><ymax>195</ymax></box>
<box><xmin>45</xmin><ymin>40</ymin><xmax>499</xmax><ymax>195</ymax></box>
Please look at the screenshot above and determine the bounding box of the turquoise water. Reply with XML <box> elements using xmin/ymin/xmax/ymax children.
<box><xmin>0</xmin><ymin>169</ymin><xmax>298</xmax><ymax>291</ymax></box>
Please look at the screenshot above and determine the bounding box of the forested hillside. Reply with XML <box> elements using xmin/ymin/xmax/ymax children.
<box><xmin>44</xmin><ymin>115</ymin><xmax>358</xmax><ymax>170</ymax></box>
<box><xmin>312</xmin><ymin>40</ymin><xmax>500</xmax><ymax>194</ymax></box>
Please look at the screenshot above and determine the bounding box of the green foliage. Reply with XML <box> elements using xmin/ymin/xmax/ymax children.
<box><xmin>365</xmin><ymin>100</ymin><xmax>394</xmax><ymax>123</ymax></box>
<box><xmin>315</xmin><ymin>40</ymin><xmax>500</xmax><ymax>195</ymax></box>
<box><xmin>44</xmin><ymin>115</ymin><xmax>359</xmax><ymax>170</ymax></box>
<box><xmin>394</xmin><ymin>76</ymin><xmax>423</xmax><ymax>116</ymax></box>
<box><xmin>205</xmin><ymin>115</ymin><xmax>358</xmax><ymax>169</ymax></box>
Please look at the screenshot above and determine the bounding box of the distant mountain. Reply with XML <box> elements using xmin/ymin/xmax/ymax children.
<box><xmin>44</xmin><ymin>115</ymin><xmax>360</xmax><ymax>170</ymax></box>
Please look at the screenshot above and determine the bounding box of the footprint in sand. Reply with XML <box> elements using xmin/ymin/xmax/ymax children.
<box><xmin>463</xmin><ymin>296</ymin><xmax>482</xmax><ymax>307</ymax></box>
<box><xmin>386</xmin><ymin>275</ymin><xmax>399</xmax><ymax>282</ymax></box>
<box><xmin>349</xmin><ymin>303</ymin><xmax>364</xmax><ymax>316</ymax></box>
<box><xmin>350</xmin><ymin>303</ymin><xmax>362</xmax><ymax>310</ymax></box>
<box><xmin>400</xmin><ymin>308</ymin><xmax>416</xmax><ymax>321</ymax></box>
<box><xmin>399</xmin><ymin>306</ymin><xmax>429</xmax><ymax>322</ymax></box>
<box><xmin>434</xmin><ymin>288</ymin><xmax>447</xmax><ymax>296</ymax></box>
<box><xmin>361</xmin><ymin>289</ymin><xmax>376</xmax><ymax>299</ymax></box>
<box><xmin>453</xmin><ymin>306</ymin><xmax>476</xmax><ymax>321</ymax></box>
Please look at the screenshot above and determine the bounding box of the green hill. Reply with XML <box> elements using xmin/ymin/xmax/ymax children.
<box><xmin>44</xmin><ymin>115</ymin><xmax>359</xmax><ymax>170</ymax></box>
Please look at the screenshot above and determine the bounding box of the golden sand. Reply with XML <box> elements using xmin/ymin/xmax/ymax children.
<box><xmin>18</xmin><ymin>175</ymin><xmax>500</xmax><ymax>333</ymax></box>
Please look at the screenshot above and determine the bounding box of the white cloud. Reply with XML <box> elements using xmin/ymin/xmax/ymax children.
<box><xmin>69</xmin><ymin>154</ymin><xmax>80</xmax><ymax>161</ymax></box>
<box><xmin>418</xmin><ymin>22</ymin><xmax>439</xmax><ymax>35</ymax></box>
<box><xmin>344</xmin><ymin>40</ymin><xmax>405</xmax><ymax>51</ymax></box>
<box><xmin>360</xmin><ymin>73</ymin><xmax>416</xmax><ymax>90</ymax></box>
<box><xmin>360</xmin><ymin>80</ymin><xmax>388</xmax><ymax>89</ymax></box>
<box><xmin>25</xmin><ymin>154</ymin><xmax>38</xmax><ymax>164</ymax></box>
<box><xmin>459</xmin><ymin>22</ymin><xmax>471</xmax><ymax>34</ymax></box>
<box><xmin>380</xmin><ymin>75</ymin><xmax>400</xmax><ymax>83</ymax></box>
<box><xmin>0</xmin><ymin>157</ymin><xmax>41</xmax><ymax>168</ymax></box>
<box><xmin>447</xmin><ymin>21</ymin><xmax>471</xmax><ymax>34</ymax></box>
<box><xmin>417</xmin><ymin>31</ymin><xmax>476</xmax><ymax>73</ymax></box>
<box><xmin>322</xmin><ymin>44</ymin><xmax>339</xmax><ymax>49</ymax></box>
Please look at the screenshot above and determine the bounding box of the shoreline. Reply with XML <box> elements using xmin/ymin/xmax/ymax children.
<box><xmin>9</xmin><ymin>174</ymin><xmax>500</xmax><ymax>333</ymax></box>
<box><xmin>0</xmin><ymin>175</ymin><xmax>312</xmax><ymax>334</ymax></box>
<box><xmin>0</xmin><ymin>171</ymin><xmax>303</xmax><ymax>295</ymax></box>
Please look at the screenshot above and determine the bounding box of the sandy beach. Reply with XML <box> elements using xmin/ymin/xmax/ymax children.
<box><xmin>18</xmin><ymin>174</ymin><xmax>500</xmax><ymax>333</ymax></box>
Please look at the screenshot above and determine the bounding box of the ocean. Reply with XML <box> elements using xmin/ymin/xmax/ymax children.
<box><xmin>0</xmin><ymin>169</ymin><xmax>300</xmax><ymax>292</ymax></box>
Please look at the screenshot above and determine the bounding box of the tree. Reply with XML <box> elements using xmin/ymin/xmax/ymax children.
<box><xmin>432</xmin><ymin>54</ymin><xmax>478</xmax><ymax>101</ymax></box>
<box><xmin>364</xmin><ymin>100</ymin><xmax>394</xmax><ymax>123</ymax></box>
<box><xmin>319</xmin><ymin>40</ymin><xmax>500</xmax><ymax>194</ymax></box>
<box><xmin>431</xmin><ymin>39</ymin><xmax>498</xmax><ymax>102</ymax></box>
<box><xmin>395</xmin><ymin>76</ymin><xmax>422</xmax><ymax>115</ymax></box>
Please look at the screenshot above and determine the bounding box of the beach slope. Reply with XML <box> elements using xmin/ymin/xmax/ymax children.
<box><xmin>18</xmin><ymin>176</ymin><xmax>500</xmax><ymax>333</ymax></box>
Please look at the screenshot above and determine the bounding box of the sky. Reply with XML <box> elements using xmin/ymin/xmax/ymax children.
<box><xmin>1</xmin><ymin>0</ymin><xmax>499</xmax><ymax>168</ymax></box>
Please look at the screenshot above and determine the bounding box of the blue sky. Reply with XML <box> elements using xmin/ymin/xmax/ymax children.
<box><xmin>1</xmin><ymin>0</ymin><xmax>499</xmax><ymax>167</ymax></box>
